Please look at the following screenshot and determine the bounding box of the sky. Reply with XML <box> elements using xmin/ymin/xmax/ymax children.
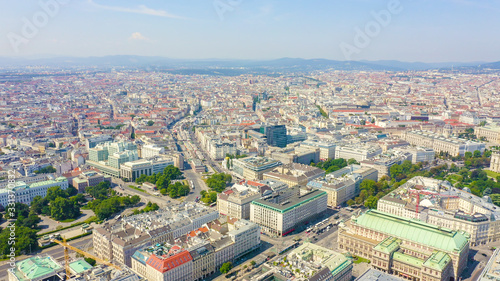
<box><xmin>1</xmin><ymin>0</ymin><xmax>500</xmax><ymax>62</ymax></box>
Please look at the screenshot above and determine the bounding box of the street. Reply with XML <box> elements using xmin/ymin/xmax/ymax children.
<box><xmin>184</xmin><ymin>167</ymin><xmax>209</xmax><ymax>202</ymax></box>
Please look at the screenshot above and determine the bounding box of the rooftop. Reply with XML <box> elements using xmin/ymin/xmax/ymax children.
<box><xmin>423</xmin><ymin>251</ymin><xmax>452</xmax><ymax>271</ymax></box>
<box><xmin>374</xmin><ymin>236</ymin><xmax>401</xmax><ymax>254</ymax></box>
<box><xmin>287</xmin><ymin>242</ymin><xmax>352</xmax><ymax>279</ymax></box>
<box><xmin>236</xmin><ymin>156</ymin><xmax>282</xmax><ymax>171</ymax></box>
<box><xmin>251</xmin><ymin>188</ymin><xmax>326</xmax><ymax>213</ymax></box>
<box><xmin>69</xmin><ymin>259</ymin><xmax>93</xmax><ymax>274</ymax></box>
<box><xmin>12</xmin><ymin>256</ymin><xmax>63</xmax><ymax>281</ymax></box>
<box><xmin>355</xmin><ymin>268</ymin><xmax>404</xmax><ymax>281</ymax></box>
<box><xmin>393</xmin><ymin>251</ymin><xmax>424</xmax><ymax>268</ymax></box>
<box><xmin>353</xmin><ymin>210</ymin><xmax>469</xmax><ymax>253</ymax></box>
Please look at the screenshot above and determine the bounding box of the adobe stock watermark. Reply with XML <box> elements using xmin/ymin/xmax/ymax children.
<box><xmin>213</xmin><ymin>0</ymin><xmax>243</xmax><ymax>21</ymax></box>
<box><xmin>7</xmin><ymin>0</ymin><xmax>69</xmax><ymax>53</ymax></box>
<box><xmin>339</xmin><ymin>0</ymin><xmax>403</xmax><ymax>60</ymax></box>
<box><xmin>6</xmin><ymin>170</ymin><xmax>17</xmax><ymax>270</ymax></box>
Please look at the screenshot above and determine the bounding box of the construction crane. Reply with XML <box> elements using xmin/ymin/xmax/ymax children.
<box><xmin>408</xmin><ymin>189</ymin><xmax>458</xmax><ymax>218</ymax></box>
<box><xmin>52</xmin><ymin>238</ymin><xmax>121</xmax><ymax>279</ymax></box>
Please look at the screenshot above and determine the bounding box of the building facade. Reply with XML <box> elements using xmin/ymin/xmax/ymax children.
<box><xmin>0</xmin><ymin>176</ymin><xmax>68</xmax><ymax>207</ymax></box>
<box><xmin>474</xmin><ymin>126</ymin><xmax>500</xmax><ymax>145</ymax></box>
<box><xmin>301</xmin><ymin>139</ymin><xmax>336</xmax><ymax>161</ymax></box>
<box><xmin>338</xmin><ymin>210</ymin><xmax>469</xmax><ymax>280</ymax></box>
<box><xmin>335</xmin><ymin>145</ymin><xmax>383</xmax><ymax>162</ymax></box>
<box><xmin>403</xmin><ymin>130</ymin><xmax>485</xmax><ymax>156</ymax></box>
<box><xmin>141</xmin><ymin>144</ymin><xmax>165</xmax><ymax>158</ymax></box>
<box><xmin>377</xmin><ymin>177</ymin><xmax>500</xmax><ymax>246</ymax></box>
<box><xmin>263</xmin><ymin>163</ymin><xmax>325</xmax><ymax>187</ymax></box>
<box><xmin>490</xmin><ymin>153</ymin><xmax>500</xmax><ymax>173</ymax></box>
<box><xmin>250</xmin><ymin>187</ymin><xmax>327</xmax><ymax>236</ymax></box>
<box><xmin>307</xmin><ymin>167</ymin><xmax>378</xmax><ymax>207</ymax></box>
<box><xmin>233</xmin><ymin>156</ymin><xmax>282</xmax><ymax>180</ymax></box>
<box><xmin>217</xmin><ymin>189</ymin><xmax>261</xmax><ymax>219</ymax></box>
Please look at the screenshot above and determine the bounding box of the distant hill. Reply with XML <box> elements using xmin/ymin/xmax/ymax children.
<box><xmin>481</xmin><ymin>61</ymin><xmax>500</xmax><ymax>69</ymax></box>
<box><xmin>0</xmin><ymin>55</ymin><xmax>496</xmax><ymax>72</ymax></box>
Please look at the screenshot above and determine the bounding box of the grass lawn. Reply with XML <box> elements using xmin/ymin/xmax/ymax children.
<box><xmin>129</xmin><ymin>185</ymin><xmax>150</xmax><ymax>194</ymax></box>
<box><xmin>59</xmin><ymin>218</ymin><xmax>76</xmax><ymax>223</ymax></box>
<box><xmin>446</xmin><ymin>174</ymin><xmax>463</xmax><ymax>184</ymax></box>
<box><xmin>353</xmin><ymin>255</ymin><xmax>371</xmax><ymax>264</ymax></box>
<box><xmin>485</xmin><ymin>170</ymin><xmax>500</xmax><ymax>179</ymax></box>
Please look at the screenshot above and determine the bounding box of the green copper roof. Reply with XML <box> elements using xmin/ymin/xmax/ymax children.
<box><xmin>423</xmin><ymin>251</ymin><xmax>451</xmax><ymax>271</ymax></box>
<box><xmin>393</xmin><ymin>252</ymin><xmax>424</xmax><ymax>267</ymax></box>
<box><xmin>374</xmin><ymin>237</ymin><xmax>401</xmax><ymax>254</ymax></box>
<box><xmin>30</xmin><ymin>178</ymin><xmax>67</xmax><ymax>188</ymax></box>
<box><xmin>15</xmin><ymin>256</ymin><xmax>62</xmax><ymax>280</ymax></box>
<box><xmin>69</xmin><ymin>259</ymin><xmax>93</xmax><ymax>274</ymax></box>
<box><xmin>354</xmin><ymin>210</ymin><xmax>468</xmax><ymax>253</ymax></box>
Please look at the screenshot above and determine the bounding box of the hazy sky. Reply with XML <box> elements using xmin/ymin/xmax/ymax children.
<box><xmin>1</xmin><ymin>0</ymin><xmax>500</xmax><ymax>62</ymax></box>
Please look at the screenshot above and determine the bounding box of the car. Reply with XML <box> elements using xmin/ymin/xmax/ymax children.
<box><xmin>482</xmin><ymin>253</ymin><xmax>487</xmax><ymax>257</ymax></box>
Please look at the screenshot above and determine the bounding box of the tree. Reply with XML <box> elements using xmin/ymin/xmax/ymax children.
<box><xmin>18</xmin><ymin>213</ymin><xmax>41</xmax><ymax>229</ymax></box>
<box><xmin>46</xmin><ymin>186</ymin><xmax>68</xmax><ymax>201</ymax></box>
<box><xmin>84</xmin><ymin>258</ymin><xmax>96</xmax><ymax>266</ymax></box>
<box><xmin>207</xmin><ymin>173</ymin><xmax>232</xmax><ymax>193</ymax></box>
<box><xmin>220</xmin><ymin>262</ymin><xmax>233</xmax><ymax>274</ymax></box>
<box><xmin>50</xmin><ymin>197</ymin><xmax>80</xmax><ymax>221</ymax></box>
<box><xmin>147</xmin><ymin>120</ymin><xmax>155</xmax><ymax>126</ymax></box>
<box><xmin>5</xmin><ymin>202</ymin><xmax>30</xmax><ymax>219</ymax></box>
<box><xmin>347</xmin><ymin>199</ymin><xmax>355</xmax><ymax>206</ymax></box>
<box><xmin>250</xmin><ymin>260</ymin><xmax>256</xmax><ymax>267</ymax></box>
<box><xmin>34</xmin><ymin>166</ymin><xmax>56</xmax><ymax>174</ymax></box>
<box><xmin>360</xmin><ymin>179</ymin><xmax>377</xmax><ymax>195</ymax></box>
<box><xmin>484</xmin><ymin>150</ymin><xmax>492</xmax><ymax>158</ymax></box>
<box><xmin>70</xmin><ymin>194</ymin><xmax>87</xmax><ymax>205</ymax></box>
<box><xmin>0</xmin><ymin>226</ymin><xmax>38</xmax><ymax>257</ymax></box>
<box><xmin>390</xmin><ymin>165</ymin><xmax>403</xmax><ymax>179</ymax></box>
<box><xmin>347</xmin><ymin>158</ymin><xmax>359</xmax><ymax>165</ymax></box>
<box><xmin>86</xmin><ymin>181</ymin><xmax>111</xmax><ymax>200</ymax></box>
<box><xmin>364</xmin><ymin>196</ymin><xmax>378</xmax><ymax>209</ymax></box>
<box><xmin>483</xmin><ymin>188</ymin><xmax>493</xmax><ymax>196</ymax></box>
<box><xmin>473</xmin><ymin>150</ymin><xmax>482</xmax><ymax>158</ymax></box>
<box><xmin>66</xmin><ymin>186</ymin><xmax>78</xmax><ymax>197</ymax></box>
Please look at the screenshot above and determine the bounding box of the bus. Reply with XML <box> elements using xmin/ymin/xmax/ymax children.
<box><xmin>209</xmin><ymin>202</ymin><xmax>217</xmax><ymax>207</ymax></box>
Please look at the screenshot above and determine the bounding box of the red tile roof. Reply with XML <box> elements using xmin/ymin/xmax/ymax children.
<box><xmin>146</xmin><ymin>250</ymin><xmax>192</xmax><ymax>273</ymax></box>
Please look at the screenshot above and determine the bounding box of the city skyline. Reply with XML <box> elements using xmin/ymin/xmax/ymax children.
<box><xmin>1</xmin><ymin>0</ymin><xmax>500</xmax><ymax>62</ymax></box>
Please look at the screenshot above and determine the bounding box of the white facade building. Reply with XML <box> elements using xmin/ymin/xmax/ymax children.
<box><xmin>0</xmin><ymin>176</ymin><xmax>68</xmax><ymax>207</ymax></box>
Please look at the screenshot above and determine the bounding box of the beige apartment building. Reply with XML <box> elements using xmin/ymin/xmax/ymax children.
<box><xmin>93</xmin><ymin>203</ymin><xmax>219</xmax><ymax>266</ymax></box>
<box><xmin>190</xmin><ymin>244</ymin><xmax>216</xmax><ymax>281</ymax></box>
<box><xmin>403</xmin><ymin>130</ymin><xmax>485</xmax><ymax>156</ymax></box>
<box><xmin>307</xmin><ymin>167</ymin><xmax>378</xmax><ymax>207</ymax></box>
<box><xmin>474</xmin><ymin>126</ymin><xmax>500</xmax><ymax>145</ymax></box>
<box><xmin>131</xmin><ymin>219</ymin><xmax>260</xmax><ymax>281</ymax></box>
<box><xmin>250</xmin><ymin>187</ymin><xmax>327</xmax><ymax>236</ymax></box>
<box><xmin>233</xmin><ymin>156</ymin><xmax>282</xmax><ymax>180</ymax></box>
<box><xmin>262</xmin><ymin>163</ymin><xmax>325</xmax><ymax>187</ymax></box>
<box><xmin>217</xmin><ymin>189</ymin><xmax>261</xmax><ymax>219</ymax></box>
<box><xmin>377</xmin><ymin>177</ymin><xmax>500</xmax><ymax>246</ymax></box>
<box><xmin>490</xmin><ymin>153</ymin><xmax>500</xmax><ymax>173</ymax></box>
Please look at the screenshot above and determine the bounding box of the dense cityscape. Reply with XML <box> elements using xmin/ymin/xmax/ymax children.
<box><xmin>0</xmin><ymin>65</ymin><xmax>499</xmax><ymax>281</ymax></box>
<box><xmin>2</xmin><ymin>1</ymin><xmax>500</xmax><ymax>281</ymax></box>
